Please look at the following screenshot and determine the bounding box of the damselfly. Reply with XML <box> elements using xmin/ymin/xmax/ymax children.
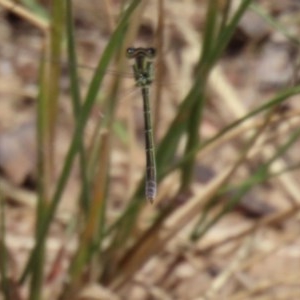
<box><xmin>61</xmin><ymin>47</ymin><xmax>158</xmax><ymax>202</ymax></box>
<box><xmin>126</xmin><ymin>47</ymin><xmax>157</xmax><ymax>203</ymax></box>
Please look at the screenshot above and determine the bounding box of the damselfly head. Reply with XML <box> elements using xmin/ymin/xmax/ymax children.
<box><xmin>126</xmin><ymin>47</ymin><xmax>156</xmax><ymax>59</ymax></box>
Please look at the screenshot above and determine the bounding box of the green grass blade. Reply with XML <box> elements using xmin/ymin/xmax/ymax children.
<box><xmin>200</xmin><ymin>0</ymin><xmax>220</xmax><ymax>66</ymax></box>
<box><xmin>28</xmin><ymin>0</ymin><xmax>65</xmax><ymax>297</ymax></box>
<box><xmin>66</xmin><ymin>0</ymin><xmax>90</xmax><ymax>213</ymax></box>
<box><xmin>178</xmin><ymin>0</ymin><xmax>221</xmax><ymax>191</ymax></box>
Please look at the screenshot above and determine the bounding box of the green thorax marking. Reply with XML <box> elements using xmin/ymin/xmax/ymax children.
<box><xmin>126</xmin><ymin>47</ymin><xmax>156</xmax><ymax>87</ymax></box>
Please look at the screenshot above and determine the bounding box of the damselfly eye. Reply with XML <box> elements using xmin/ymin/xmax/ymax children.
<box><xmin>126</xmin><ymin>47</ymin><xmax>135</xmax><ymax>57</ymax></box>
<box><xmin>146</xmin><ymin>48</ymin><xmax>156</xmax><ymax>57</ymax></box>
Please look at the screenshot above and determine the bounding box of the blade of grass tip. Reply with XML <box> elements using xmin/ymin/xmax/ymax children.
<box><xmin>66</xmin><ymin>0</ymin><xmax>90</xmax><ymax>213</ymax></box>
<box><xmin>19</xmin><ymin>0</ymin><xmax>142</xmax><ymax>285</ymax></box>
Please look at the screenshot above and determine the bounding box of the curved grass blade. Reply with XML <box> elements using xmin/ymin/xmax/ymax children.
<box><xmin>29</xmin><ymin>0</ymin><xmax>65</xmax><ymax>297</ymax></box>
